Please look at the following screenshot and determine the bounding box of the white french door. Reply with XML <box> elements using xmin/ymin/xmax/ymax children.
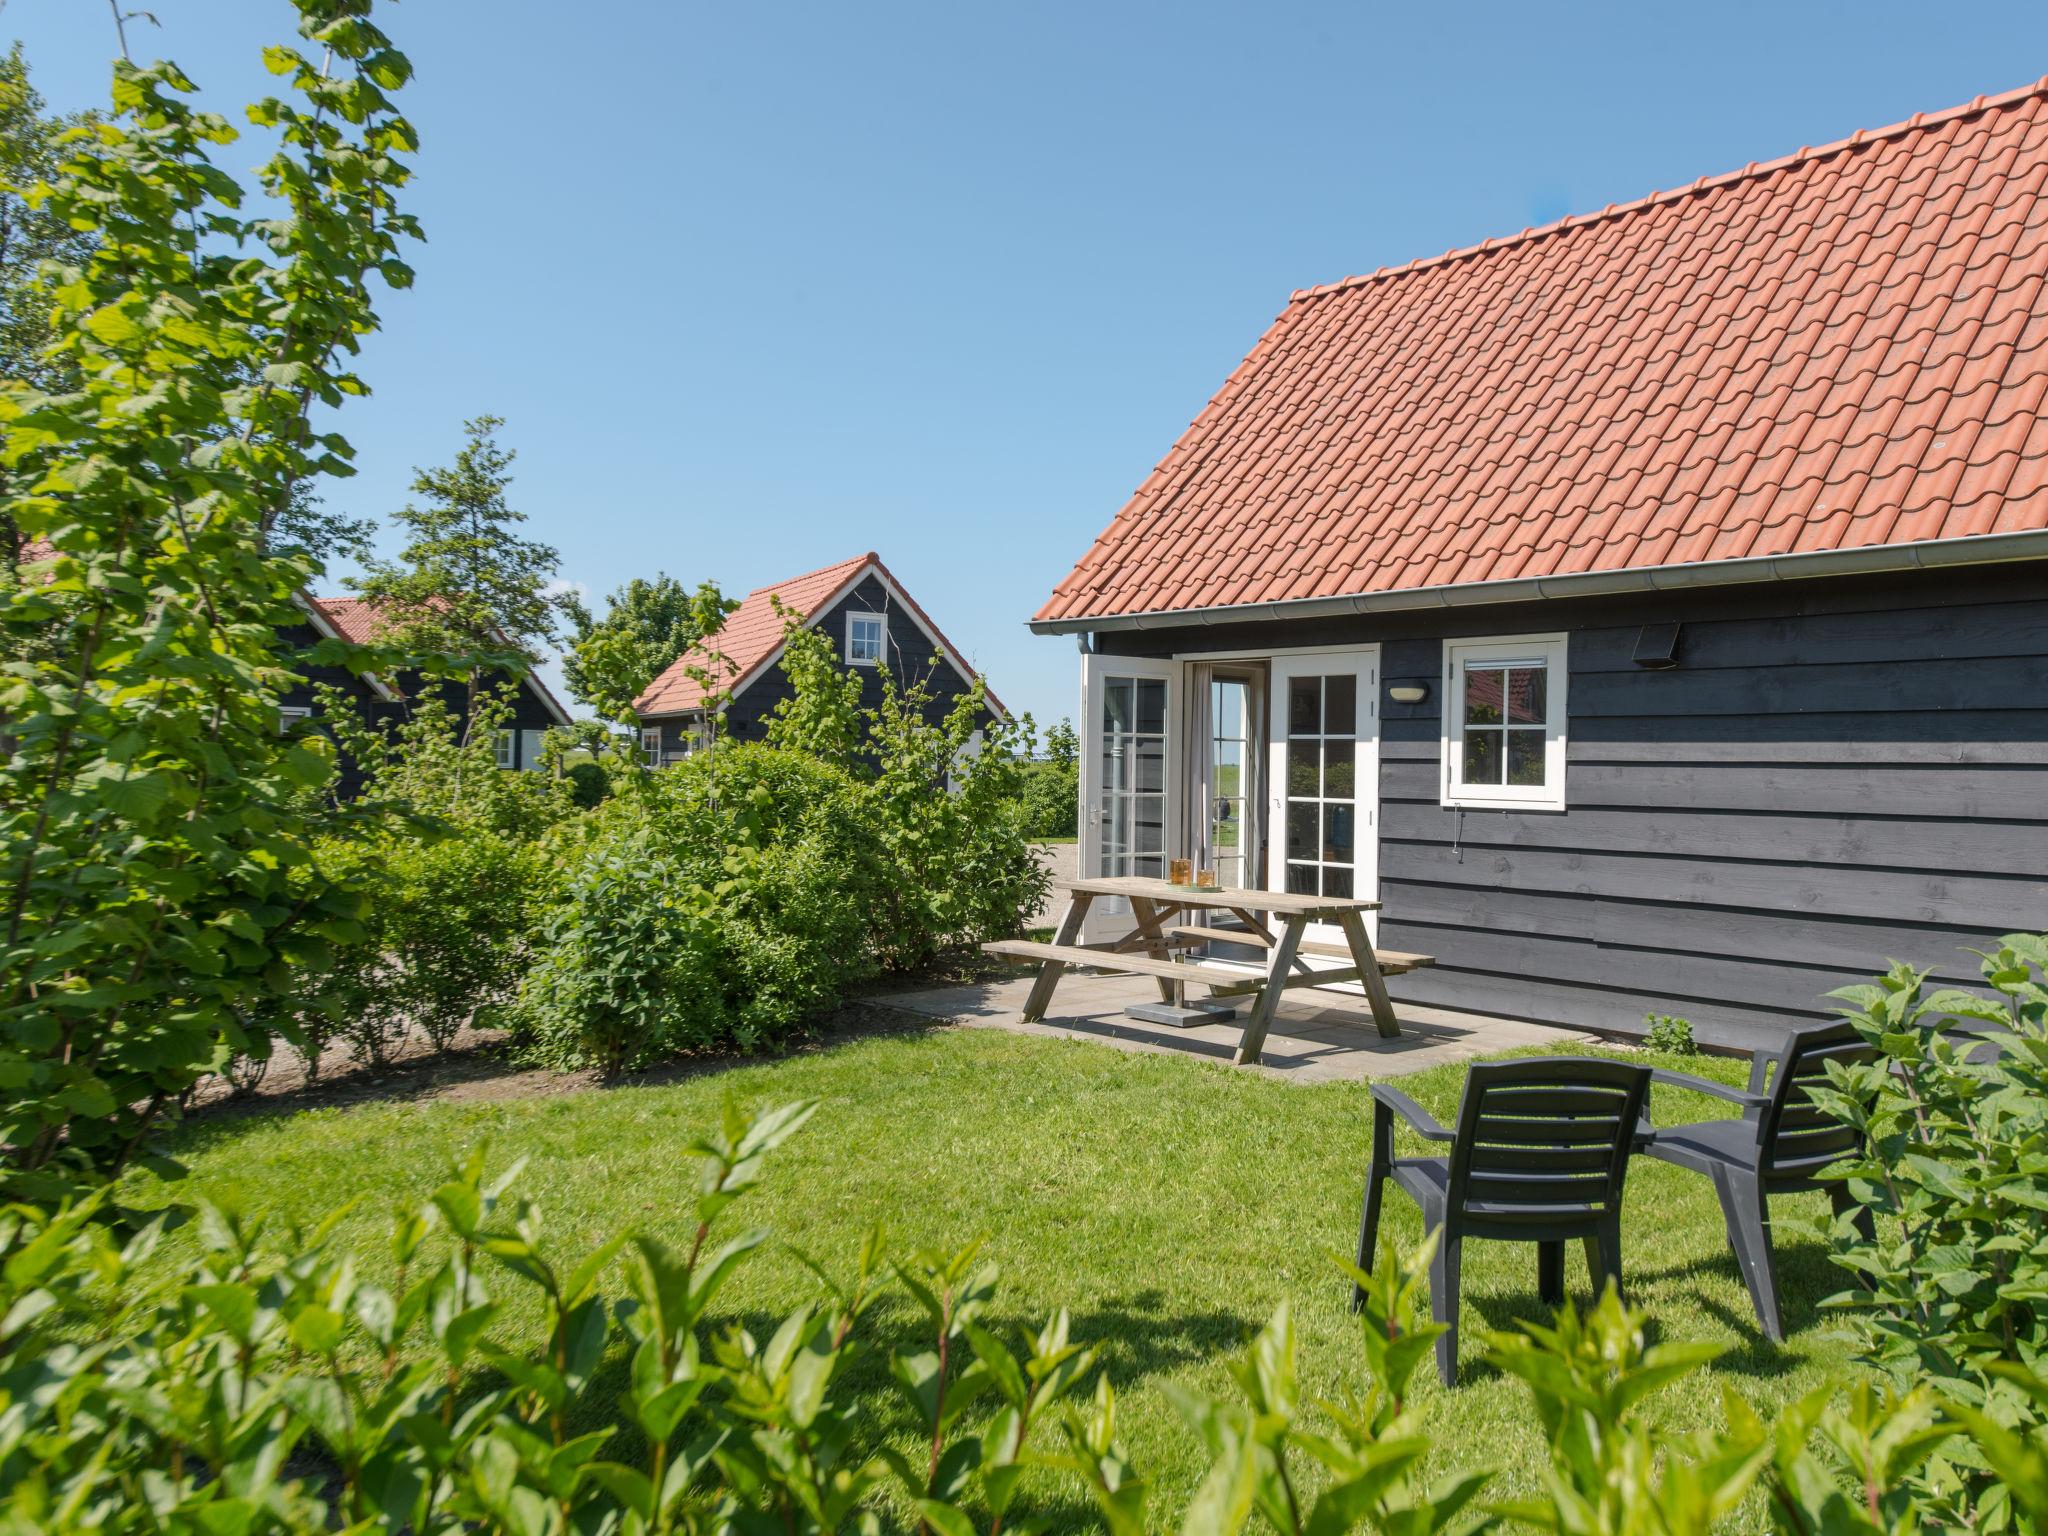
<box><xmin>1267</xmin><ymin>649</ymin><xmax>1380</xmax><ymax>949</ymax></box>
<box><xmin>1195</xmin><ymin>670</ymin><xmax>1258</xmax><ymax>892</ymax></box>
<box><xmin>1077</xmin><ymin>653</ymin><xmax>1180</xmax><ymax>943</ymax></box>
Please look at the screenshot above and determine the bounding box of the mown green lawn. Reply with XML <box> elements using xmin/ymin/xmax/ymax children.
<box><xmin>131</xmin><ymin>1022</ymin><xmax>1855</xmax><ymax>1527</ymax></box>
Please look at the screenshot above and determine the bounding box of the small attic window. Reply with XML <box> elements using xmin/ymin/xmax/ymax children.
<box><xmin>846</xmin><ymin>611</ymin><xmax>885</xmax><ymax>666</ymax></box>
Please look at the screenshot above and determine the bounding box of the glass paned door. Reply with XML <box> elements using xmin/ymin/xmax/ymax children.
<box><xmin>1099</xmin><ymin>677</ymin><xmax>1168</xmax><ymax>875</ymax></box>
<box><xmin>1205</xmin><ymin>674</ymin><xmax>1253</xmax><ymax>890</ymax></box>
<box><xmin>1079</xmin><ymin>654</ymin><xmax>1179</xmax><ymax>941</ymax></box>
<box><xmin>1268</xmin><ymin>650</ymin><xmax>1379</xmax><ymax>946</ymax></box>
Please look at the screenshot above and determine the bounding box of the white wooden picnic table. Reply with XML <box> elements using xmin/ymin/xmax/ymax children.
<box><xmin>983</xmin><ymin>876</ymin><xmax>1434</xmax><ymax>1066</ymax></box>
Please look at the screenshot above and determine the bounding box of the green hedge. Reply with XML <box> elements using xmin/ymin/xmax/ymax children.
<box><xmin>510</xmin><ymin>738</ymin><xmax>1046</xmax><ymax>1072</ymax></box>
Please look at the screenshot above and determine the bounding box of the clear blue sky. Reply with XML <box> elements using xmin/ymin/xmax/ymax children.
<box><xmin>8</xmin><ymin>1</ymin><xmax>2048</xmax><ymax>729</ymax></box>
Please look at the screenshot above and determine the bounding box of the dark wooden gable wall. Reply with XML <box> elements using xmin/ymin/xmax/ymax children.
<box><xmin>278</xmin><ymin>622</ymin><xmax>566</xmax><ymax>792</ymax></box>
<box><xmin>1099</xmin><ymin>562</ymin><xmax>2048</xmax><ymax>1052</ymax></box>
<box><xmin>659</xmin><ymin>572</ymin><xmax>995</xmax><ymax>753</ymax></box>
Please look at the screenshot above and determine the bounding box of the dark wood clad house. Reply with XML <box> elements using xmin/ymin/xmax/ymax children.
<box><xmin>1031</xmin><ymin>83</ymin><xmax>2048</xmax><ymax>1051</ymax></box>
<box><xmin>634</xmin><ymin>552</ymin><xmax>1004</xmax><ymax>762</ymax></box>
<box><xmin>15</xmin><ymin>541</ymin><xmax>572</xmax><ymax>793</ymax></box>
<box><xmin>284</xmin><ymin>594</ymin><xmax>573</xmax><ymax>791</ymax></box>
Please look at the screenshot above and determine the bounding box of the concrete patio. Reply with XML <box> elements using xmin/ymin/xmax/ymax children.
<box><xmin>875</xmin><ymin>970</ymin><xmax>1600</xmax><ymax>1082</ymax></box>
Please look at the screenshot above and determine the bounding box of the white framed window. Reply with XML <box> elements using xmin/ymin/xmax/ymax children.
<box><xmin>845</xmin><ymin>611</ymin><xmax>885</xmax><ymax>666</ymax></box>
<box><xmin>640</xmin><ymin>726</ymin><xmax>663</xmax><ymax>767</ymax></box>
<box><xmin>278</xmin><ymin>704</ymin><xmax>311</xmax><ymax>733</ymax></box>
<box><xmin>1440</xmin><ymin>633</ymin><xmax>1568</xmax><ymax>811</ymax></box>
<box><xmin>493</xmin><ymin>729</ymin><xmax>516</xmax><ymax>770</ymax></box>
<box><xmin>519</xmin><ymin>728</ymin><xmax>547</xmax><ymax>772</ymax></box>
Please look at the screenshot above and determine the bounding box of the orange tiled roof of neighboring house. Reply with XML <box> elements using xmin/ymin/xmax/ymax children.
<box><xmin>1037</xmin><ymin>79</ymin><xmax>2048</xmax><ymax>625</ymax></box>
<box><xmin>634</xmin><ymin>552</ymin><xmax>1005</xmax><ymax>718</ymax></box>
<box><xmin>305</xmin><ymin>595</ymin><xmax>390</xmax><ymax>645</ymax></box>
<box><xmin>14</xmin><ymin>552</ymin><xmax>571</xmax><ymax>721</ymax></box>
<box><xmin>306</xmin><ymin>594</ymin><xmax>574</xmax><ymax>724</ymax></box>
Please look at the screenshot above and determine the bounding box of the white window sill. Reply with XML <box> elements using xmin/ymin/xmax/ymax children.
<box><xmin>1441</xmin><ymin>789</ymin><xmax>1567</xmax><ymax>813</ymax></box>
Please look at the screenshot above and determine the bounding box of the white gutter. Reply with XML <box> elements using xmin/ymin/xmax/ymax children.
<box><xmin>1027</xmin><ymin>529</ymin><xmax>2048</xmax><ymax>635</ymax></box>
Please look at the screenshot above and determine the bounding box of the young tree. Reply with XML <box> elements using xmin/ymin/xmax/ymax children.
<box><xmin>0</xmin><ymin>44</ymin><xmax>96</xmax><ymax>398</ymax></box>
<box><xmin>764</xmin><ymin>606</ymin><xmax>863</xmax><ymax>766</ymax></box>
<box><xmin>0</xmin><ymin>0</ymin><xmax>423</xmax><ymax>1197</ymax></box>
<box><xmin>563</xmin><ymin>572</ymin><xmax>733</xmax><ymax>724</ymax></box>
<box><xmin>267</xmin><ymin>477</ymin><xmax>376</xmax><ymax>565</ymax></box>
<box><xmin>0</xmin><ymin>43</ymin><xmax>97</xmax><ymax>578</ymax></box>
<box><xmin>350</xmin><ymin>413</ymin><xmax>566</xmax><ymax>673</ymax></box>
<box><xmin>1044</xmin><ymin>716</ymin><xmax>1077</xmax><ymax>771</ymax></box>
<box><xmin>2</xmin><ymin>45</ymin><xmax>370</xmax><ymax>588</ymax></box>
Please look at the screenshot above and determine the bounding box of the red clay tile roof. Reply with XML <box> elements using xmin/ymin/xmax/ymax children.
<box><xmin>307</xmin><ymin>595</ymin><xmax>573</xmax><ymax>725</ymax></box>
<box><xmin>306</xmin><ymin>595</ymin><xmax>392</xmax><ymax>645</ymax></box>
<box><xmin>634</xmin><ymin>552</ymin><xmax>1005</xmax><ymax>719</ymax></box>
<box><xmin>1037</xmin><ymin>79</ymin><xmax>2048</xmax><ymax>626</ymax></box>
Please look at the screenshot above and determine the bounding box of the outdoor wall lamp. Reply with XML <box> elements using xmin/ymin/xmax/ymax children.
<box><xmin>1387</xmin><ymin>681</ymin><xmax>1430</xmax><ymax>705</ymax></box>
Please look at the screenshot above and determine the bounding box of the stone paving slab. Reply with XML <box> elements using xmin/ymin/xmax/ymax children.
<box><xmin>875</xmin><ymin>971</ymin><xmax>1600</xmax><ymax>1083</ymax></box>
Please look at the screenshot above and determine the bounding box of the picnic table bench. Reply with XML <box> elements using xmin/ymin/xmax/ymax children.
<box><xmin>982</xmin><ymin>876</ymin><xmax>1433</xmax><ymax>1066</ymax></box>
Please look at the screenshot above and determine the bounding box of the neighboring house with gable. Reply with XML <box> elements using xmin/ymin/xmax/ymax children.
<box><xmin>285</xmin><ymin>594</ymin><xmax>574</xmax><ymax>779</ymax></box>
<box><xmin>633</xmin><ymin>552</ymin><xmax>1004</xmax><ymax>763</ymax></box>
<box><xmin>1030</xmin><ymin>81</ymin><xmax>2048</xmax><ymax>1051</ymax></box>
<box><xmin>18</xmin><ymin>539</ymin><xmax>571</xmax><ymax>788</ymax></box>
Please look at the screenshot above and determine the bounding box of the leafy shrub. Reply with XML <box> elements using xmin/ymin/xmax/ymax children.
<box><xmin>511</xmin><ymin>818</ymin><xmax>724</xmax><ymax>1072</ymax></box>
<box><xmin>0</xmin><ymin>1101</ymin><xmax>1125</xmax><ymax>1536</ymax></box>
<box><xmin>1018</xmin><ymin>718</ymin><xmax>1079</xmax><ymax>839</ymax></box>
<box><xmin>308</xmin><ymin>828</ymin><xmax>546</xmax><ymax>1067</ymax></box>
<box><xmin>1643</xmin><ymin>1013</ymin><xmax>1698</xmax><ymax>1054</ymax></box>
<box><xmin>6</xmin><ymin>1099</ymin><xmax>2044</xmax><ymax>1536</ymax></box>
<box><xmin>1019</xmin><ymin>761</ymin><xmax>1076</xmax><ymax>839</ymax></box>
<box><xmin>512</xmin><ymin>746</ymin><xmax>884</xmax><ymax>1070</ymax></box>
<box><xmin>871</xmin><ymin>711</ymin><xmax>1045</xmax><ymax>973</ymax></box>
<box><xmin>0</xmin><ymin>1</ymin><xmax>421</xmax><ymax>1199</ymax></box>
<box><xmin>324</xmin><ymin>683</ymin><xmax>575</xmax><ymax>842</ymax></box>
<box><xmin>1816</xmin><ymin>932</ymin><xmax>2048</xmax><ymax>1530</ymax></box>
<box><xmin>767</xmin><ymin>620</ymin><xmax>1048</xmax><ymax>972</ymax></box>
<box><xmin>655</xmin><ymin>744</ymin><xmax>891</xmax><ymax>1035</ymax></box>
<box><xmin>278</xmin><ymin>687</ymin><xmax>559</xmax><ymax>1073</ymax></box>
<box><xmin>564</xmin><ymin>758</ymin><xmax>608</xmax><ymax>808</ymax></box>
<box><xmin>511</xmin><ymin>628</ymin><xmax>1049</xmax><ymax>1073</ymax></box>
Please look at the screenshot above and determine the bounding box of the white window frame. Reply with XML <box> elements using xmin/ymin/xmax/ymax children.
<box><xmin>640</xmin><ymin>726</ymin><xmax>663</xmax><ymax>766</ymax></box>
<box><xmin>493</xmin><ymin>729</ymin><xmax>516</xmax><ymax>770</ymax></box>
<box><xmin>278</xmin><ymin>704</ymin><xmax>312</xmax><ymax>733</ymax></box>
<box><xmin>1440</xmin><ymin>632</ymin><xmax>1569</xmax><ymax>812</ymax></box>
<box><xmin>845</xmin><ymin>610</ymin><xmax>886</xmax><ymax>666</ymax></box>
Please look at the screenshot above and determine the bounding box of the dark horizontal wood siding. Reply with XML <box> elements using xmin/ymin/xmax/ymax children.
<box><xmin>1099</xmin><ymin>562</ymin><xmax>2048</xmax><ymax>1052</ymax></box>
<box><xmin>652</xmin><ymin>573</ymin><xmax>995</xmax><ymax>754</ymax></box>
<box><xmin>279</xmin><ymin>623</ymin><xmax>563</xmax><ymax>794</ymax></box>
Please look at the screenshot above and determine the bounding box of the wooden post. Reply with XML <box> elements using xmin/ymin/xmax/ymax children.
<box><xmin>1234</xmin><ymin>913</ymin><xmax>1307</xmax><ymax>1065</ymax></box>
<box><xmin>1127</xmin><ymin>896</ymin><xmax>1178</xmax><ymax>1004</ymax></box>
<box><xmin>1339</xmin><ymin>909</ymin><xmax>1401</xmax><ymax>1039</ymax></box>
<box><xmin>1022</xmin><ymin>890</ymin><xmax>1093</xmax><ymax>1023</ymax></box>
